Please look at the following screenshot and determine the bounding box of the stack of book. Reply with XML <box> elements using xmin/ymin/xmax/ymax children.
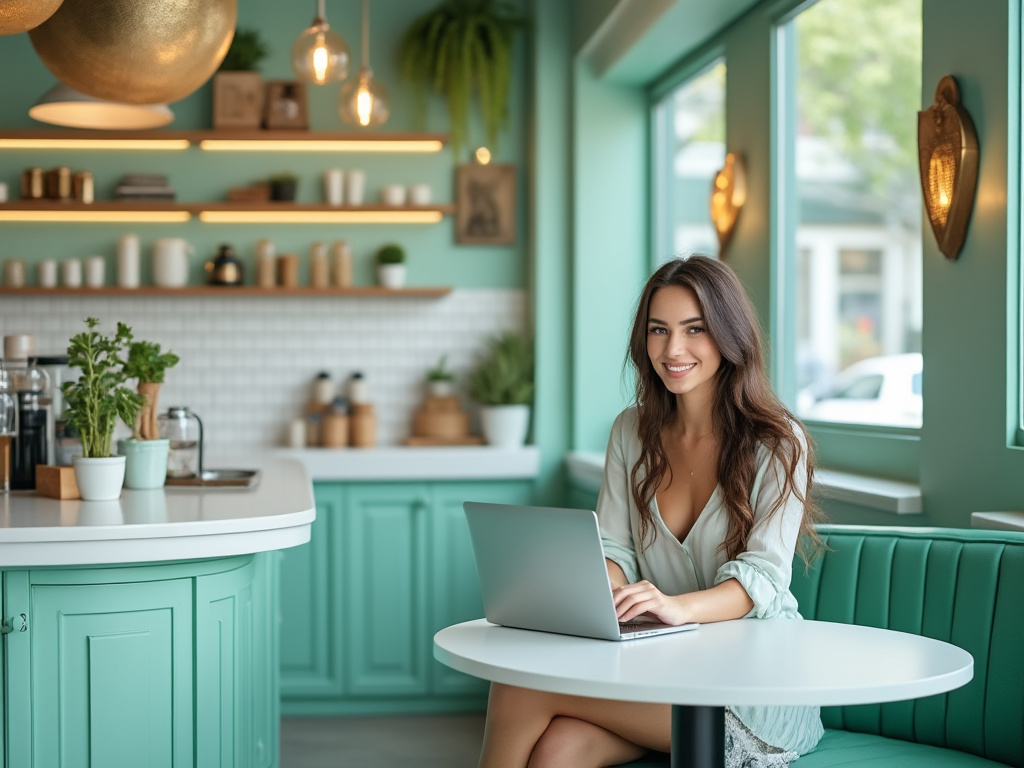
<box><xmin>115</xmin><ymin>173</ymin><xmax>176</xmax><ymax>201</ymax></box>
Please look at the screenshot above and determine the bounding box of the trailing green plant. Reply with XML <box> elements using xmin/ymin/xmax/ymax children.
<box><xmin>62</xmin><ymin>318</ymin><xmax>145</xmax><ymax>458</ymax></box>
<box><xmin>427</xmin><ymin>354</ymin><xmax>455</xmax><ymax>382</ymax></box>
<box><xmin>219</xmin><ymin>27</ymin><xmax>270</xmax><ymax>71</ymax></box>
<box><xmin>398</xmin><ymin>0</ymin><xmax>528</xmax><ymax>159</ymax></box>
<box><xmin>377</xmin><ymin>243</ymin><xmax>406</xmax><ymax>265</ymax></box>
<box><xmin>468</xmin><ymin>330</ymin><xmax>533</xmax><ymax>406</ymax></box>
<box><xmin>124</xmin><ymin>340</ymin><xmax>180</xmax><ymax>440</ymax></box>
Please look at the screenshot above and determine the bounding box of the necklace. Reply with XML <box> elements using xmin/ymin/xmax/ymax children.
<box><xmin>683</xmin><ymin>432</ymin><xmax>716</xmax><ymax>477</ymax></box>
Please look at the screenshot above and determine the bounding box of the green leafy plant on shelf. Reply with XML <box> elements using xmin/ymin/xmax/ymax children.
<box><xmin>219</xmin><ymin>27</ymin><xmax>270</xmax><ymax>71</ymax></box>
<box><xmin>377</xmin><ymin>243</ymin><xmax>406</xmax><ymax>264</ymax></box>
<box><xmin>123</xmin><ymin>340</ymin><xmax>180</xmax><ymax>441</ymax></box>
<box><xmin>62</xmin><ymin>318</ymin><xmax>145</xmax><ymax>459</ymax></box>
<box><xmin>468</xmin><ymin>330</ymin><xmax>534</xmax><ymax>406</ymax></box>
<box><xmin>398</xmin><ymin>0</ymin><xmax>528</xmax><ymax>159</ymax></box>
<box><xmin>427</xmin><ymin>354</ymin><xmax>455</xmax><ymax>382</ymax></box>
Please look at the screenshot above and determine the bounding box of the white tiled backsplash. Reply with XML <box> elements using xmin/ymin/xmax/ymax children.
<box><xmin>0</xmin><ymin>290</ymin><xmax>526</xmax><ymax>453</ymax></box>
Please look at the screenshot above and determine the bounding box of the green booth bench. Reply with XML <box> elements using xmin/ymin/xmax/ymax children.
<box><xmin>621</xmin><ymin>524</ymin><xmax>1024</xmax><ymax>768</ymax></box>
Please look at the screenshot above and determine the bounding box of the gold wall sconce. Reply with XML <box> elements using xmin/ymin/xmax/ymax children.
<box><xmin>917</xmin><ymin>75</ymin><xmax>979</xmax><ymax>261</ymax></box>
<box><xmin>710</xmin><ymin>152</ymin><xmax>746</xmax><ymax>258</ymax></box>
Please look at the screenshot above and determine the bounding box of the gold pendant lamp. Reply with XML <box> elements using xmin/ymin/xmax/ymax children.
<box><xmin>0</xmin><ymin>0</ymin><xmax>63</xmax><ymax>35</ymax></box>
<box><xmin>28</xmin><ymin>0</ymin><xmax>237</xmax><ymax>105</ymax></box>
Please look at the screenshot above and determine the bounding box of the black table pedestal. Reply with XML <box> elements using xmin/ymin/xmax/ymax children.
<box><xmin>671</xmin><ymin>705</ymin><xmax>725</xmax><ymax>768</ymax></box>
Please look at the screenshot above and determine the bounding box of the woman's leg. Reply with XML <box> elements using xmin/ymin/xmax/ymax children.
<box><xmin>527</xmin><ymin>716</ymin><xmax>649</xmax><ymax>768</ymax></box>
<box><xmin>478</xmin><ymin>683</ymin><xmax>671</xmax><ymax>768</ymax></box>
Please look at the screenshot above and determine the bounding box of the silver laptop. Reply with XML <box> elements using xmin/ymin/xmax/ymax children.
<box><xmin>463</xmin><ymin>501</ymin><xmax>699</xmax><ymax>641</ymax></box>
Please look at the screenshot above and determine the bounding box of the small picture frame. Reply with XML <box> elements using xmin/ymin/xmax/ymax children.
<box><xmin>263</xmin><ymin>80</ymin><xmax>309</xmax><ymax>130</ymax></box>
<box><xmin>212</xmin><ymin>71</ymin><xmax>264</xmax><ymax>129</ymax></box>
<box><xmin>455</xmin><ymin>163</ymin><xmax>516</xmax><ymax>245</ymax></box>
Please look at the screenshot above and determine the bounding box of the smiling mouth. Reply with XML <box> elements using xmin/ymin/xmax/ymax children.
<box><xmin>665</xmin><ymin>363</ymin><xmax>696</xmax><ymax>373</ymax></box>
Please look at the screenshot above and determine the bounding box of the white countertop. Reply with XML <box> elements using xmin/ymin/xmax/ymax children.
<box><xmin>0</xmin><ymin>457</ymin><xmax>314</xmax><ymax>567</ymax></box>
<box><xmin>269</xmin><ymin>445</ymin><xmax>540</xmax><ymax>481</ymax></box>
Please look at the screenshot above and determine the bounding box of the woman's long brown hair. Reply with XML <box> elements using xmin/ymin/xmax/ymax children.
<box><xmin>626</xmin><ymin>256</ymin><xmax>823</xmax><ymax>563</ymax></box>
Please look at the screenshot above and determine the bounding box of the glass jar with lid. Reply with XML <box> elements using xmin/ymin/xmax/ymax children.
<box><xmin>158</xmin><ymin>406</ymin><xmax>204</xmax><ymax>478</ymax></box>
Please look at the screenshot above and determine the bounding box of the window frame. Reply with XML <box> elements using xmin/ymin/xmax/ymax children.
<box><xmin>771</xmin><ymin>0</ymin><xmax>923</xmax><ymax>480</ymax></box>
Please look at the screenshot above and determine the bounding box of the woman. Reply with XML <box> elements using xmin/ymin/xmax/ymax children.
<box><xmin>478</xmin><ymin>256</ymin><xmax>824</xmax><ymax>768</ymax></box>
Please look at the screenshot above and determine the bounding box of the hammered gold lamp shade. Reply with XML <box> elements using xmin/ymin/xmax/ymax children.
<box><xmin>28</xmin><ymin>0</ymin><xmax>237</xmax><ymax>105</ymax></box>
<box><xmin>0</xmin><ymin>0</ymin><xmax>63</xmax><ymax>35</ymax></box>
<box><xmin>710</xmin><ymin>152</ymin><xmax>747</xmax><ymax>258</ymax></box>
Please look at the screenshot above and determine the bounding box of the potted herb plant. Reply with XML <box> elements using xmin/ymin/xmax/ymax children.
<box><xmin>426</xmin><ymin>354</ymin><xmax>456</xmax><ymax>397</ymax></box>
<box><xmin>268</xmin><ymin>172</ymin><xmax>299</xmax><ymax>202</ymax></box>
<box><xmin>468</xmin><ymin>330</ymin><xmax>534</xmax><ymax>447</ymax></box>
<box><xmin>399</xmin><ymin>0</ymin><xmax>528</xmax><ymax>160</ymax></box>
<box><xmin>214</xmin><ymin>26</ymin><xmax>271</xmax><ymax>129</ymax></box>
<box><xmin>62</xmin><ymin>318</ymin><xmax>145</xmax><ymax>500</ymax></box>
<box><xmin>376</xmin><ymin>243</ymin><xmax>406</xmax><ymax>288</ymax></box>
<box><xmin>118</xmin><ymin>340</ymin><xmax>180</xmax><ymax>489</ymax></box>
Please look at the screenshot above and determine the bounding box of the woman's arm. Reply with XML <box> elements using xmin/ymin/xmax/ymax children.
<box><xmin>606</xmin><ymin>558</ymin><xmax>628</xmax><ymax>589</ymax></box>
<box><xmin>612</xmin><ymin>577</ymin><xmax>753</xmax><ymax>625</ymax></box>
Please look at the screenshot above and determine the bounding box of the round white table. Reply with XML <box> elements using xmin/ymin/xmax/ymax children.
<box><xmin>434</xmin><ymin>618</ymin><xmax>974</xmax><ymax>768</ymax></box>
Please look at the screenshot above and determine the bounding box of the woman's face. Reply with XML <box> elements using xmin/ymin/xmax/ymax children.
<box><xmin>646</xmin><ymin>285</ymin><xmax>722</xmax><ymax>400</ymax></box>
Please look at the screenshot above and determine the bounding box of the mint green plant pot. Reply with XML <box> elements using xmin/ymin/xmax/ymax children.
<box><xmin>118</xmin><ymin>438</ymin><xmax>170</xmax><ymax>490</ymax></box>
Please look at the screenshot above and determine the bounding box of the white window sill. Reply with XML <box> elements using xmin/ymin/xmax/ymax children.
<box><xmin>565</xmin><ymin>451</ymin><xmax>605</xmax><ymax>494</ymax></box>
<box><xmin>971</xmin><ymin>511</ymin><xmax>1024</xmax><ymax>532</ymax></box>
<box><xmin>812</xmin><ymin>469</ymin><xmax>922</xmax><ymax>514</ymax></box>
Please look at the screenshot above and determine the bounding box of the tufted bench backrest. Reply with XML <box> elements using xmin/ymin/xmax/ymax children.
<box><xmin>789</xmin><ymin>525</ymin><xmax>1024</xmax><ymax>767</ymax></box>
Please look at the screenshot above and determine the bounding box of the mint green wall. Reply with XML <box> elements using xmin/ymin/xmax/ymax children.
<box><xmin>0</xmin><ymin>0</ymin><xmax>528</xmax><ymax>289</ymax></box>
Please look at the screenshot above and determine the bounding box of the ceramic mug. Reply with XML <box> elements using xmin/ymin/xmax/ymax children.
<box><xmin>380</xmin><ymin>184</ymin><xmax>407</xmax><ymax>206</ymax></box>
<box><xmin>152</xmin><ymin>237</ymin><xmax>194</xmax><ymax>287</ymax></box>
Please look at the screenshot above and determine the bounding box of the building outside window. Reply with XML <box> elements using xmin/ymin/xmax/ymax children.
<box><xmin>782</xmin><ymin>0</ymin><xmax>923</xmax><ymax>429</ymax></box>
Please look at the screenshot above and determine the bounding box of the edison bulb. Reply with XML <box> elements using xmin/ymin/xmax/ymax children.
<box><xmin>339</xmin><ymin>67</ymin><xmax>390</xmax><ymax>126</ymax></box>
<box><xmin>292</xmin><ymin>22</ymin><xmax>349</xmax><ymax>85</ymax></box>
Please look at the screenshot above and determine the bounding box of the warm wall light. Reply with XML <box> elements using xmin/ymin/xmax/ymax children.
<box><xmin>709</xmin><ymin>152</ymin><xmax>746</xmax><ymax>257</ymax></box>
<box><xmin>917</xmin><ymin>75</ymin><xmax>978</xmax><ymax>261</ymax></box>
<box><xmin>0</xmin><ymin>137</ymin><xmax>190</xmax><ymax>151</ymax></box>
<box><xmin>198</xmin><ymin>139</ymin><xmax>441</xmax><ymax>152</ymax></box>
<box><xmin>0</xmin><ymin>210</ymin><xmax>191</xmax><ymax>223</ymax></box>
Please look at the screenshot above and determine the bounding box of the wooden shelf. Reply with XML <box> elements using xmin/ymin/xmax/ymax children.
<box><xmin>0</xmin><ymin>129</ymin><xmax>448</xmax><ymax>152</ymax></box>
<box><xmin>0</xmin><ymin>201</ymin><xmax>457</xmax><ymax>224</ymax></box>
<box><xmin>0</xmin><ymin>286</ymin><xmax>452</xmax><ymax>298</ymax></box>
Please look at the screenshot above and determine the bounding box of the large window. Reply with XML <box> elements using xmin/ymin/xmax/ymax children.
<box><xmin>652</xmin><ymin>58</ymin><xmax>725</xmax><ymax>262</ymax></box>
<box><xmin>781</xmin><ymin>0</ymin><xmax>923</xmax><ymax>429</ymax></box>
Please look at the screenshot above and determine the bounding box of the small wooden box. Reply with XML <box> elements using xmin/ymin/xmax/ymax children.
<box><xmin>35</xmin><ymin>464</ymin><xmax>80</xmax><ymax>499</ymax></box>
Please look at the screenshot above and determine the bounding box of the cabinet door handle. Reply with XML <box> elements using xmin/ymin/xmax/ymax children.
<box><xmin>0</xmin><ymin>614</ymin><xmax>27</xmax><ymax>634</ymax></box>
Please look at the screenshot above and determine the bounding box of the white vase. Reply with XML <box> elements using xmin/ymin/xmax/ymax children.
<box><xmin>427</xmin><ymin>380</ymin><xmax>455</xmax><ymax>397</ymax></box>
<box><xmin>72</xmin><ymin>455</ymin><xmax>127</xmax><ymax>501</ymax></box>
<box><xmin>377</xmin><ymin>263</ymin><xmax>407</xmax><ymax>289</ymax></box>
<box><xmin>479</xmin><ymin>404</ymin><xmax>530</xmax><ymax>448</ymax></box>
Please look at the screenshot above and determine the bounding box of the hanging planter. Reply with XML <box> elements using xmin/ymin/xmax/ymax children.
<box><xmin>398</xmin><ymin>0</ymin><xmax>528</xmax><ymax>160</ymax></box>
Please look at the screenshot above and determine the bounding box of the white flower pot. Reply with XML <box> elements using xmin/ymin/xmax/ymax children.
<box><xmin>72</xmin><ymin>455</ymin><xmax>126</xmax><ymax>501</ymax></box>
<box><xmin>427</xmin><ymin>380</ymin><xmax>455</xmax><ymax>397</ymax></box>
<box><xmin>377</xmin><ymin>263</ymin><xmax>406</xmax><ymax>289</ymax></box>
<box><xmin>118</xmin><ymin>438</ymin><xmax>170</xmax><ymax>490</ymax></box>
<box><xmin>479</xmin><ymin>404</ymin><xmax>530</xmax><ymax>448</ymax></box>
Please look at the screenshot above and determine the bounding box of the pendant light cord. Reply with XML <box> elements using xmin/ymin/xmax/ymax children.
<box><xmin>361</xmin><ymin>0</ymin><xmax>370</xmax><ymax>68</ymax></box>
<box><xmin>316</xmin><ymin>0</ymin><xmax>326</xmax><ymax>23</ymax></box>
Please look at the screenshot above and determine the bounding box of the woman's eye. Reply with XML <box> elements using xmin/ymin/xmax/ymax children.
<box><xmin>648</xmin><ymin>326</ymin><xmax>667</xmax><ymax>335</ymax></box>
<box><xmin>687</xmin><ymin>326</ymin><xmax>705</xmax><ymax>334</ymax></box>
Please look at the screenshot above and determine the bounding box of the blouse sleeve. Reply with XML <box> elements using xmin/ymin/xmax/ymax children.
<box><xmin>713</xmin><ymin>432</ymin><xmax>807</xmax><ymax>618</ymax></box>
<box><xmin>596</xmin><ymin>410</ymin><xmax>641</xmax><ymax>584</ymax></box>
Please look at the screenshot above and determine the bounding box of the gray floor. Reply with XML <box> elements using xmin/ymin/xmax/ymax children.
<box><xmin>281</xmin><ymin>714</ymin><xmax>486</xmax><ymax>768</ymax></box>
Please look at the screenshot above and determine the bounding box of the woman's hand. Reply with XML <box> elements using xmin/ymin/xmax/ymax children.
<box><xmin>612</xmin><ymin>580</ymin><xmax>689</xmax><ymax>625</ymax></box>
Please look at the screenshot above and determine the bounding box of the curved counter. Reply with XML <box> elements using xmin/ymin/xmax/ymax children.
<box><xmin>0</xmin><ymin>457</ymin><xmax>314</xmax><ymax>566</ymax></box>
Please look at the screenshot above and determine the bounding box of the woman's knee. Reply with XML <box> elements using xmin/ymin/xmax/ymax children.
<box><xmin>527</xmin><ymin>716</ymin><xmax>594</xmax><ymax>768</ymax></box>
<box><xmin>488</xmin><ymin>683</ymin><xmax>546</xmax><ymax>719</ymax></box>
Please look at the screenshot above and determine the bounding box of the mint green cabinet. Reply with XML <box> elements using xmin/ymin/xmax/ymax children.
<box><xmin>280</xmin><ymin>479</ymin><xmax>534</xmax><ymax>715</ymax></box>
<box><xmin>2</xmin><ymin>554</ymin><xmax>279</xmax><ymax>768</ymax></box>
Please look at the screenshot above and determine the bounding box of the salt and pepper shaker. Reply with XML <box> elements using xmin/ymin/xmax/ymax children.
<box><xmin>117</xmin><ymin>234</ymin><xmax>140</xmax><ymax>288</ymax></box>
<box><xmin>331</xmin><ymin>240</ymin><xmax>353</xmax><ymax>287</ymax></box>
<box><xmin>84</xmin><ymin>256</ymin><xmax>106</xmax><ymax>288</ymax></box>
<box><xmin>310</xmin><ymin>241</ymin><xmax>330</xmax><ymax>288</ymax></box>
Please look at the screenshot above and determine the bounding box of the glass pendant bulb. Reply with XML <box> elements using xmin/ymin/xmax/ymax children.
<box><xmin>338</xmin><ymin>0</ymin><xmax>389</xmax><ymax>127</ymax></box>
<box><xmin>292</xmin><ymin>1</ymin><xmax>349</xmax><ymax>85</ymax></box>
<box><xmin>339</xmin><ymin>66</ymin><xmax>389</xmax><ymax>126</ymax></box>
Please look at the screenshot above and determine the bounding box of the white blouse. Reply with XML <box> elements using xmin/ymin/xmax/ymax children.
<box><xmin>596</xmin><ymin>407</ymin><xmax>824</xmax><ymax>755</ymax></box>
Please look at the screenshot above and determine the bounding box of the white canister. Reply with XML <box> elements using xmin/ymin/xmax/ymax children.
<box><xmin>345</xmin><ymin>169</ymin><xmax>366</xmax><ymax>205</ymax></box>
<box><xmin>408</xmin><ymin>183</ymin><xmax>432</xmax><ymax>206</ymax></box>
<box><xmin>3</xmin><ymin>258</ymin><xmax>25</xmax><ymax>288</ymax></box>
<box><xmin>152</xmin><ymin>237</ymin><xmax>193</xmax><ymax>287</ymax></box>
<box><xmin>324</xmin><ymin>169</ymin><xmax>344</xmax><ymax>205</ymax></box>
<box><xmin>0</xmin><ymin>181</ymin><xmax>8</xmax><ymax>203</ymax></box>
<box><xmin>287</xmin><ymin>417</ymin><xmax>307</xmax><ymax>448</ymax></box>
<box><xmin>84</xmin><ymin>256</ymin><xmax>106</xmax><ymax>287</ymax></box>
<box><xmin>61</xmin><ymin>259</ymin><xmax>82</xmax><ymax>287</ymax></box>
<box><xmin>37</xmin><ymin>259</ymin><xmax>58</xmax><ymax>288</ymax></box>
<box><xmin>117</xmin><ymin>234</ymin><xmax>141</xmax><ymax>288</ymax></box>
<box><xmin>380</xmin><ymin>184</ymin><xmax>407</xmax><ymax>206</ymax></box>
